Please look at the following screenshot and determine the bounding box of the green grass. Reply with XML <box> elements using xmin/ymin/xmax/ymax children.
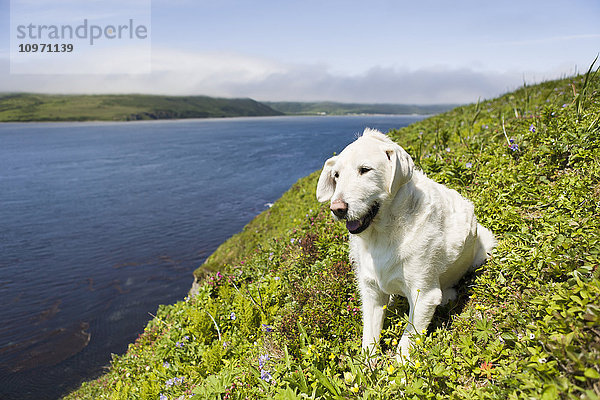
<box><xmin>0</xmin><ymin>93</ymin><xmax>282</xmax><ymax>122</ymax></box>
<box><xmin>65</xmin><ymin>67</ymin><xmax>600</xmax><ymax>399</ymax></box>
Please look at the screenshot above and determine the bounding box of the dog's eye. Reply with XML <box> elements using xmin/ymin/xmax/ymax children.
<box><xmin>333</xmin><ymin>171</ymin><xmax>339</xmax><ymax>180</ymax></box>
<box><xmin>359</xmin><ymin>166</ymin><xmax>372</xmax><ymax>175</ymax></box>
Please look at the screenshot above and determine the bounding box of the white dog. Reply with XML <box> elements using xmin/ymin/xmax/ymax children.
<box><xmin>316</xmin><ymin>128</ymin><xmax>496</xmax><ymax>362</ymax></box>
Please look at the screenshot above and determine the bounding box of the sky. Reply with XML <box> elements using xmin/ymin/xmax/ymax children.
<box><xmin>0</xmin><ymin>0</ymin><xmax>599</xmax><ymax>104</ymax></box>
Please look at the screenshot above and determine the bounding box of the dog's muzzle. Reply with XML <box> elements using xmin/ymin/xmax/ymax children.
<box><xmin>335</xmin><ymin>202</ymin><xmax>380</xmax><ymax>235</ymax></box>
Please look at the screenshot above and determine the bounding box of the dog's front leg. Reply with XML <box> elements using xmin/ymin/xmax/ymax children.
<box><xmin>359</xmin><ymin>279</ymin><xmax>389</xmax><ymax>357</ymax></box>
<box><xmin>397</xmin><ymin>286</ymin><xmax>442</xmax><ymax>363</ymax></box>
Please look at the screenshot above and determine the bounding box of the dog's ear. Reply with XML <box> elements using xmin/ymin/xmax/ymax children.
<box><xmin>316</xmin><ymin>155</ymin><xmax>338</xmax><ymax>202</ymax></box>
<box><xmin>385</xmin><ymin>145</ymin><xmax>414</xmax><ymax>194</ymax></box>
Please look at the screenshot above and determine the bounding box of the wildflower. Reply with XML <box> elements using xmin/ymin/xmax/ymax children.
<box><xmin>258</xmin><ymin>354</ymin><xmax>269</xmax><ymax>369</ymax></box>
<box><xmin>414</xmin><ymin>337</ymin><xmax>422</xmax><ymax>345</ymax></box>
<box><xmin>387</xmin><ymin>365</ymin><xmax>396</xmax><ymax>374</ymax></box>
<box><xmin>261</xmin><ymin>324</ymin><xmax>273</xmax><ymax>332</ymax></box>
<box><xmin>480</xmin><ymin>361</ymin><xmax>494</xmax><ymax>378</ymax></box>
<box><xmin>466</xmin><ymin>162</ymin><xmax>473</xmax><ymax>169</ymax></box>
<box><xmin>230</xmin><ymin>312</ymin><xmax>236</xmax><ymax>320</ymax></box>
<box><xmin>382</xmin><ymin>304</ymin><xmax>387</xmax><ymax>310</ymax></box>
<box><xmin>509</xmin><ymin>143</ymin><xmax>519</xmax><ymax>152</ymax></box>
<box><xmin>480</xmin><ymin>361</ymin><xmax>493</xmax><ymax>370</ymax></box>
<box><xmin>163</xmin><ymin>361</ymin><xmax>170</xmax><ymax>368</ymax></box>
<box><xmin>176</xmin><ymin>341</ymin><xmax>184</xmax><ymax>348</ymax></box>
<box><xmin>414</xmin><ymin>361</ymin><xmax>421</xmax><ymax>369</ymax></box>
<box><xmin>160</xmin><ymin>394</ymin><xmax>167</xmax><ymax>400</ymax></box>
<box><xmin>165</xmin><ymin>377</ymin><xmax>184</xmax><ymax>388</ymax></box>
<box><xmin>529</xmin><ymin>124</ymin><xmax>536</xmax><ymax>133</ymax></box>
<box><xmin>350</xmin><ymin>384</ymin><xmax>360</xmax><ymax>393</ymax></box>
<box><xmin>529</xmin><ymin>333</ymin><xmax>535</xmax><ymax>340</ymax></box>
<box><xmin>344</xmin><ymin>371</ymin><xmax>355</xmax><ymax>384</ymax></box>
<box><xmin>538</xmin><ymin>357</ymin><xmax>547</xmax><ymax>363</ymax></box>
<box><xmin>145</xmin><ymin>365</ymin><xmax>150</xmax><ymax>371</ymax></box>
<box><xmin>329</xmin><ymin>353</ymin><xmax>336</xmax><ymax>360</ymax></box>
<box><xmin>392</xmin><ymin>338</ymin><xmax>398</xmax><ymax>347</ymax></box>
<box><xmin>260</xmin><ymin>369</ymin><xmax>272</xmax><ymax>382</ymax></box>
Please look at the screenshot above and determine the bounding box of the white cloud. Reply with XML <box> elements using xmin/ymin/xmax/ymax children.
<box><xmin>0</xmin><ymin>48</ymin><xmax>581</xmax><ymax>104</ymax></box>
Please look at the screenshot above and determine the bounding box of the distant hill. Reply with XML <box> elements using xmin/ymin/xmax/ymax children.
<box><xmin>265</xmin><ymin>101</ymin><xmax>457</xmax><ymax>115</ymax></box>
<box><xmin>0</xmin><ymin>93</ymin><xmax>283</xmax><ymax>122</ymax></box>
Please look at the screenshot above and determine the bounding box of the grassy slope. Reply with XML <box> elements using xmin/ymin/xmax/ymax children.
<box><xmin>66</xmin><ymin>71</ymin><xmax>600</xmax><ymax>399</ymax></box>
<box><xmin>265</xmin><ymin>101</ymin><xmax>456</xmax><ymax>116</ymax></box>
<box><xmin>0</xmin><ymin>93</ymin><xmax>283</xmax><ymax>122</ymax></box>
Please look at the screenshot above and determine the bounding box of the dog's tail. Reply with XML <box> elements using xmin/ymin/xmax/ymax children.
<box><xmin>473</xmin><ymin>223</ymin><xmax>497</xmax><ymax>268</ymax></box>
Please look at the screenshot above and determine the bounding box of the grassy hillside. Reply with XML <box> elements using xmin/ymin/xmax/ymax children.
<box><xmin>0</xmin><ymin>93</ymin><xmax>283</xmax><ymax>122</ymax></box>
<box><xmin>66</xmin><ymin>66</ymin><xmax>600</xmax><ymax>399</ymax></box>
<box><xmin>265</xmin><ymin>101</ymin><xmax>456</xmax><ymax>116</ymax></box>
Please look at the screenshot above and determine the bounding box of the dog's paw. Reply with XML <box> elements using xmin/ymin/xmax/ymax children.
<box><xmin>395</xmin><ymin>335</ymin><xmax>412</xmax><ymax>364</ymax></box>
<box><xmin>441</xmin><ymin>288</ymin><xmax>457</xmax><ymax>305</ymax></box>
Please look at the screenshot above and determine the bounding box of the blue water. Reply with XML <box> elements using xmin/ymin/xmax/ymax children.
<box><xmin>0</xmin><ymin>115</ymin><xmax>424</xmax><ymax>399</ymax></box>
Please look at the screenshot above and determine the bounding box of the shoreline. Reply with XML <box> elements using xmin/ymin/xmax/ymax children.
<box><xmin>0</xmin><ymin>113</ymin><xmax>432</xmax><ymax>124</ymax></box>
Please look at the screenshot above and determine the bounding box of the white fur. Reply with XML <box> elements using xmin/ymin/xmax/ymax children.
<box><xmin>316</xmin><ymin>129</ymin><xmax>496</xmax><ymax>362</ymax></box>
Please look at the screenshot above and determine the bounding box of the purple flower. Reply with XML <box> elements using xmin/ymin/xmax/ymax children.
<box><xmin>230</xmin><ymin>312</ymin><xmax>236</xmax><ymax>320</ymax></box>
<box><xmin>176</xmin><ymin>341</ymin><xmax>184</xmax><ymax>348</ymax></box>
<box><xmin>259</xmin><ymin>354</ymin><xmax>269</xmax><ymax>369</ymax></box>
<box><xmin>260</xmin><ymin>369</ymin><xmax>273</xmax><ymax>382</ymax></box>
<box><xmin>166</xmin><ymin>377</ymin><xmax>184</xmax><ymax>388</ymax></box>
<box><xmin>261</xmin><ymin>324</ymin><xmax>273</xmax><ymax>332</ymax></box>
<box><xmin>529</xmin><ymin>124</ymin><xmax>536</xmax><ymax>133</ymax></box>
<box><xmin>465</xmin><ymin>162</ymin><xmax>473</xmax><ymax>169</ymax></box>
<box><xmin>160</xmin><ymin>394</ymin><xmax>168</xmax><ymax>400</ymax></box>
<box><xmin>509</xmin><ymin>143</ymin><xmax>519</xmax><ymax>152</ymax></box>
<box><xmin>163</xmin><ymin>361</ymin><xmax>170</xmax><ymax>368</ymax></box>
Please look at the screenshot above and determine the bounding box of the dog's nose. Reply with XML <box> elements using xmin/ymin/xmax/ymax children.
<box><xmin>330</xmin><ymin>199</ymin><xmax>348</xmax><ymax>218</ymax></box>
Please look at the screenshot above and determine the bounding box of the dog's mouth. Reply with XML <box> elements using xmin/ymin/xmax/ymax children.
<box><xmin>346</xmin><ymin>203</ymin><xmax>379</xmax><ymax>234</ymax></box>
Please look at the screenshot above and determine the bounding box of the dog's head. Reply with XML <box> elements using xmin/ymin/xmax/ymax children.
<box><xmin>316</xmin><ymin>128</ymin><xmax>414</xmax><ymax>234</ymax></box>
